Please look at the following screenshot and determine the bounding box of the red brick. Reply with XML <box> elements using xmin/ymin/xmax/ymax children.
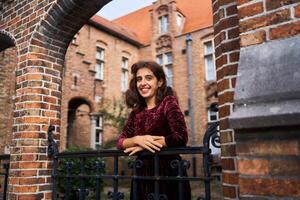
<box><xmin>226</xmin><ymin>4</ymin><xmax>238</xmax><ymax>16</ymax></box>
<box><xmin>222</xmin><ymin>172</ymin><xmax>238</xmax><ymax>184</ymax></box>
<box><xmin>220</xmin><ymin>130</ymin><xmax>234</xmax><ymax>143</ymax></box>
<box><xmin>223</xmin><ymin>185</ymin><xmax>237</xmax><ymax>198</ymax></box>
<box><xmin>18</xmin><ymin>194</ymin><xmax>44</xmax><ymax>200</ymax></box>
<box><xmin>222</xmin><ymin>158</ymin><xmax>236</xmax><ymax>170</ymax></box>
<box><xmin>295</xmin><ymin>4</ymin><xmax>300</xmax><ymax>18</ymax></box>
<box><xmin>237</xmin><ymin>139</ymin><xmax>299</xmax><ymax>156</ymax></box>
<box><xmin>241</xmin><ymin>30</ymin><xmax>266</xmax><ymax>47</ymax></box>
<box><xmin>269</xmin><ymin>20</ymin><xmax>300</xmax><ymax>40</ymax></box>
<box><xmin>270</xmin><ymin>158</ymin><xmax>300</xmax><ymax>176</ymax></box>
<box><xmin>227</xmin><ymin>27</ymin><xmax>239</xmax><ymax>39</ymax></box>
<box><xmin>221</xmin><ymin>144</ymin><xmax>236</xmax><ymax>156</ymax></box>
<box><xmin>19</xmin><ymin>177</ymin><xmax>46</xmax><ymax>185</ymax></box>
<box><xmin>238</xmin><ymin>2</ymin><xmax>264</xmax><ymax>19</ymax></box>
<box><xmin>238</xmin><ymin>159</ymin><xmax>269</xmax><ymax>175</ymax></box>
<box><xmin>217</xmin><ymin>64</ymin><xmax>238</xmax><ymax>80</ymax></box>
<box><xmin>266</xmin><ymin>0</ymin><xmax>300</xmax><ymax>11</ymax></box>
<box><xmin>217</xmin><ymin>79</ymin><xmax>230</xmax><ymax>92</ymax></box>
<box><xmin>13</xmin><ymin>185</ymin><xmax>37</xmax><ymax>193</ymax></box>
<box><xmin>240</xmin><ymin>178</ymin><xmax>300</xmax><ymax>197</ymax></box>
<box><xmin>215</xmin><ymin>54</ymin><xmax>228</xmax><ymax>68</ymax></box>
<box><xmin>219</xmin><ymin>104</ymin><xmax>231</xmax><ymax>118</ymax></box>
<box><xmin>240</xmin><ymin>9</ymin><xmax>291</xmax><ymax>32</ymax></box>
<box><xmin>218</xmin><ymin>91</ymin><xmax>235</xmax><ymax>104</ymax></box>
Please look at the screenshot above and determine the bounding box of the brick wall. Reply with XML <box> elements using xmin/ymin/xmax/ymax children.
<box><xmin>238</xmin><ymin>0</ymin><xmax>300</xmax><ymax>47</ymax></box>
<box><xmin>235</xmin><ymin>1</ymin><xmax>300</xmax><ymax>199</ymax></box>
<box><xmin>0</xmin><ymin>47</ymin><xmax>16</xmax><ymax>153</ymax></box>
<box><xmin>213</xmin><ymin>0</ymin><xmax>240</xmax><ymax>199</ymax></box>
<box><xmin>0</xmin><ymin>0</ymin><xmax>111</xmax><ymax>199</ymax></box>
<box><xmin>214</xmin><ymin>0</ymin><xmax>300</xmax><ymax>199</ymax></box>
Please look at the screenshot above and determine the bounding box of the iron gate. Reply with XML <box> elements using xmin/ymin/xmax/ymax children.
<box><xmin>49</xmin><ymin>122</ymin><xmax>220</xmax><ymax>200</ymax></box>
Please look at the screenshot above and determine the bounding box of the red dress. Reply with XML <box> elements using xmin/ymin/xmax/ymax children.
<box><xmin>117</xmin><ymin>95</ymin><xmax>191</xmax><ymax>200</ymax></box>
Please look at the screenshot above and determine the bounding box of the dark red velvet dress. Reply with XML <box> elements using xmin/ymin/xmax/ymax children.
<box><xmin>117</xmin><ymin>95</ymin><xmax>191</xmax><ymax>200</ymax></box>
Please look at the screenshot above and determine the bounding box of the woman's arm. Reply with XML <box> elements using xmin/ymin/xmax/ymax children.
<box><xmin>118</xmin><ymin>111</ymin><xmax>164</xmax><ymax>152</ymax></box>
<box><xmin>164</xmin><ymin>96</ymin><xmax>188</xmax><ymax>147</ymax></box>
<box><xmin>122</xmin><ymin>135</ymin><xmax>164</xmax><ymax>153</ymax></box>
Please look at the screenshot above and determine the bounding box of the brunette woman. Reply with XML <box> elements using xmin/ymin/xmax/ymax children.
<box><xmin>117</xmin><ymin>60</ymin><xmax>191</xmax><ymax>200</ymax></box>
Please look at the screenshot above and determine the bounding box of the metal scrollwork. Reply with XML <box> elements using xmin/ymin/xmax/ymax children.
<box><xmin>128</xmin><ymin>159</ymin><xmax>143</xmax><ymax>169</ymax></box>
<box><xmin>170</xmin><ymin>159</ymin><xmax>180</xmax><ymax>169</ymax></box>
<box><xmin>211</xmin><ymin>131</ymin><xmax>220</xmax><ymax>148</ymax></box>
<box><xmin>107</xmin><ymin>191</ymin><xmax>124</xmax><ymax>199</ymax></box>
<box><xmin>170</xmin><ymin>160</ymin><xmax>190</xmax><ymax>170</ymax></box>
<box><xmin>203</xmin><ymin>122</ymin><xmax>220</xmax><ymax>150</ymax></box>
<box><xmin>147</xmin><ymin>193</ymin><xmax>168</xmax><ymax>200</ymax></box>
<box><xmin>48</xmin><ymin>125</ymin><xmax>59</xmax><ymax>158</ymax></box>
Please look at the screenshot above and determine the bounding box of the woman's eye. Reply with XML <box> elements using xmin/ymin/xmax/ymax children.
<box><xmin>146</xmin><ymin>76</ymin><xmax>152</xmax><ymax>81</ymax></box>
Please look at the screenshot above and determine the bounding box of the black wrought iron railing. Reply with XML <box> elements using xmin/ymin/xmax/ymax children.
<box><xmin>0</xmin><ymin>154</ymin><xmax>10</xmax><ymax>200</ymax></box>
<box><xmin>49</xmin><ymin>122</ymin><xmax>220</xmax><ymax>200</ymax></box>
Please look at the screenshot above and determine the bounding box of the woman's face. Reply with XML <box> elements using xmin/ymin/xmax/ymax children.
<box><xmin>136</xmin><ymin>67</ymin><xmax>162</xmax><ymax>103</ymax></box>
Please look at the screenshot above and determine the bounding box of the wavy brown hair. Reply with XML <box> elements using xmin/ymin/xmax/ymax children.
<box><xmin>125</xmin><ymin>60</ymin><xmax>174</xmax><ymax>111</ymax></box>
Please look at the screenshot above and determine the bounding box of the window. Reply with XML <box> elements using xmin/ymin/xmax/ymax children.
<box><xmin>207</xmin><ymin>104</ymin><xmax>219</xmax><ymax>122</ymax></box>
<box><xmin>95</xmin><ymin>47</ymin><xmax>104</xmax><ymax>80</ymax></box>
<box><xmin>204</xmin><ymin>41</ymin><xmax>216</xmax><ymax>81</ymax></box>
<box><xmin>159</xmin><ymin>15</ymin><xmax>168</xmax><ymax>34</ymax></box>
<box><xmin>72</xmin><ymin>33</ymin><xmax>79</xmax><ymax>45</ymax></box>
<box><xmin>121</xmin><ymin>57</ymin><xmax>129</xmax><ymax>92</ymax></box>
<box><xmin>74</xmin><ymin>76</ymin><xmax>78</xmax><ymax>86</ymax></box>
<box><xmin>157</xmin><ymin>52</ymin><xmax>173</xmax><ymax>86</ymax></box>
<box><xmin>95</xmin><ymin>115</ymin><xmax>103</xmax><ymax>149</ymax></box>
<box><xmin>177</xmin><ymin>14</ymin><xmax>183</xmax><ymax>27</ymax></box>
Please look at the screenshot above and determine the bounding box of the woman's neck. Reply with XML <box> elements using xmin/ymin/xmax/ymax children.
<box><xmin>145</xmin><ymin>97</ymin><xmax>156</xmax><ymax>109</ymax></box>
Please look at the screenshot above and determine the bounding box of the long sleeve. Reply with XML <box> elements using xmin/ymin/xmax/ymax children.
<box><xmin>117</xmin><ymin>111</ymin><xmax>135</xmax><ymax>150</ymax></box>
<box><xmin>164</xmin><ymin>96</ymin><xmax>188</xmax><ymax>147</ymax></box>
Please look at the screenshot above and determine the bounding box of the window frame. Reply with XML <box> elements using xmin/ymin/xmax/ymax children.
<box><xmin>121</xmin><ymin>57</ymin><xmax>129</xmax><ymax>92</ymax></box>
<box><xmin>95</xmin><ymin>47</ymin><xmax>105</xmax><ymax>80</ymax></box>
<box><xmin>203</xmin><ymin>40</ymin><xmax>216</xmax><ymax>82</ymax></box>
<box><xmin>157</xmin><ymin>52</ymin><xmax>173</xmax><ymax>87</ymax></box>
<box><xmin>159</xmin><ymin>15</ymin><xmax>169</xmax><ymax>34</ymax></box>
<box><xmin>95</xmin><ymin>115</ymin><xmax>103</xmax><ymax>148</ymax></box>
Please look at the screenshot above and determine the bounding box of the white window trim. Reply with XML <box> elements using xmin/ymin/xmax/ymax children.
<box><xmin>95</xmin><ymin>47</ymin><xmax>105</xmax><ymax>80</ymax></box>
<box><xmin>159</xmin><ymin>15</ymin><xmax>169</xmax><ymax>34</ymax></box>
<box><xmin>203</xmin><ymin>40</ymin><xmax>216</xmax><ymax>81</ymax></box>
<box><xmin>207</xmin><ymin>107</ymin><xmax>219</xmax><ymax>123</ymax></box>
<box><xmin>95</xmin><ymin>116</ymin><xmax>103</xmax><ymax>148</ymax></box>
<box><xmin>157</xmin><ymin>52</ymin><xmax>173</xmax><ymax>87</ymax></box>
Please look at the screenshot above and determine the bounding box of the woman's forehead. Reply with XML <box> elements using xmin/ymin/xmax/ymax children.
<box><xmin>136</xmin><ymin>67</ymin><xmax>154</xmax><ymax>76</ymax></box>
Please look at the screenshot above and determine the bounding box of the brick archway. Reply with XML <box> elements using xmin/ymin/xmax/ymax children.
<box><xmin>0</xmin><ymin>30</ymin><xmax>16</xmax><ymax>51</ymax></box>
<box><xmin>2</xmin><ymin>0</ymin><xmax>111</xmax><ymax>199</ymax></box>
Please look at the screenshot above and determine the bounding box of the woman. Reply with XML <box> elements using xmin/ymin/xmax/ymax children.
<box><xmin>117</xmin><ymin>60</ymin><xmax>191</xmax><ymax>200</ymax></box>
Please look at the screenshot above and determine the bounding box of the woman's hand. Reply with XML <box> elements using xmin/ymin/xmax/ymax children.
<box><xmin>124</xmin><ymin>146</ymin><xmax>144</xmax><ymax>156</ymax></box>
<box><xmin>133</xmin><ymin>135</ymin><xmax>164</xmax><ymax>153</ymax></box>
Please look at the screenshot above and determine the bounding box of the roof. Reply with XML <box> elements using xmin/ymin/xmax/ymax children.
<box><xmin>113</xmin><ymin>0</ymin><xmax>213</xmax><ymax>45</ymax></box>
<box><xmin>88</xmin><ymin>15</ymin><xmax>143</xmax><ymax>47</ymax></box>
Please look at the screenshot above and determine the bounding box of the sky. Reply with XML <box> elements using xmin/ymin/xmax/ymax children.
<box><xmin>97</xmin><ymin>0</ymin><xmax>155</xmax><ymax>20</ymax></box>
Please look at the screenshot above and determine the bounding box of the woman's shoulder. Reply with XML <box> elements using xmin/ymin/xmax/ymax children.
<box><xmin>162</xmin><ymin>95</ymin><xmax>178</xmax><ymax>104</ymax></box>
<box><xmin>160</xmin><ymin>95</ymin><xmax>179</xmax><ymax>111</ymax></box>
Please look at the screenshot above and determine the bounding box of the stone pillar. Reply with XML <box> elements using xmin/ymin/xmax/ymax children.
<box><xmin>90</xmin><ymin>115</ymin><xmax>97</xmax><ymax>149</ymax></box>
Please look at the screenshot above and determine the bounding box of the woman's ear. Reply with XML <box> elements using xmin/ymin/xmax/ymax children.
<box><xmin>158</xmin><ymin>80</ymin><xmax>163</xmax><ymax>87</ymax></box>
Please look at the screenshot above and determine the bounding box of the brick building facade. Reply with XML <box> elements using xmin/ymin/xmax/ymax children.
<box><xmin>59</xmin><ymin>0</ymin><xmax>217</xmax><ymax>151</ymax></box>
<box><xmin>0</xmin><ymin>0</ymin><xmax>300</xmax><ymax>199</ymax></box>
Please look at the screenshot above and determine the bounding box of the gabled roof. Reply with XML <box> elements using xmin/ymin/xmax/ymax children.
<box><xmin>89</xmin><ymin>15</ymin><xmax>143</xmax><ymax>47</ymax></box>
<box><xmin>113</xmin><ymin>0</ymin><xmax>213</xmax><ymax>45</ymax></box>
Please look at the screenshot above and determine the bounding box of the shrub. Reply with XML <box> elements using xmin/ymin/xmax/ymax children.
<box><xmin>56</xmin><ymin>146</ymin><xmax>105</xmax><ymax>199</ymax></box>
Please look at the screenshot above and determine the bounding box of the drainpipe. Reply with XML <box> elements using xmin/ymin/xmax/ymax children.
<box><xmin>186</xmin><ymin>34</ymin><xmax>197</xmax><ymax>176</ymax></box>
